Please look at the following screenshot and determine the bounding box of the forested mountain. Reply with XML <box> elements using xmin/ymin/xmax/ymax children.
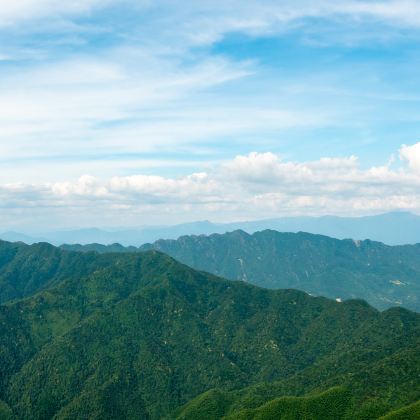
<box><xmin>0</xmin><ymin>240</ymin><xmax>419</xmax><ymax>419</ymax></box>
<box><xmin>0</xmin><ymin>240</ymin><xmax>130</xmax><ymax>304</ymax></box>
<box><xmin>62</xmin><ymin>230</ymin><xmax>420</xmax><ymax>312</ymax></box>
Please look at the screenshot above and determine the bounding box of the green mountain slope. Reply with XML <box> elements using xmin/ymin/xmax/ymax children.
<box><xmin>380</xmin><ymin>400</ymin><xmax>420</xmax><ymax>419</ymax></box>
<box><xmin>177</xmin><ymin>385</ymin><xmax>420</xmax><ymax>420</ymax></box>
<box><xmin>0</xmin><ymin>240</ymin><xmax>117</xmax><ymax>304</ymax></box>
<box><xmin>176</xmin><ymin>334</ymin><xmax>420</xmax><ymax>419</ymax></box>
<box><xmin>0</xmin><ymin>243</ymin><xmax>419</xmax><ymax>418</ymax></box>
<box><xmin>62</xmin><ymin>230</ymin><xmax>420</xmax><ymax>311</ymax></box>
<box><xmin>176</xmin><ymin>386</ymin><xmax>352</xmax><ymax>420</ymax></box>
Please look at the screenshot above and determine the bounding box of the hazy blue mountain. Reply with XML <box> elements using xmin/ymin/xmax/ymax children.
<box><xmin>0</xmin><ymin>231</ymin><xmax>46</xmax><ymax>244</ymax></box>
<box><xmin>40</xmin><ymin>228</ymin><xmax>142</xmax><ymax>246</ymax></box>
<box><xmin>1</xmin><ymin>221</ymin><xmax>221</xmax><ymax>246</ymax></box>
<box><xmin>4</xmin><ymin>212</ymin><xmax>420</xmax><ymax>246</ymax></box>
<box><xmin>240</xmin><ymin>211</ymin><xmax>420</xmax><ymax>246</ymax></box>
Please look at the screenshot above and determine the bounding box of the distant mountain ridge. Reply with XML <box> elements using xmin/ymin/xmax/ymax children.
<box><xmin>0</xmin><ymin>239</ymin><xmax>419</xmax><ymax>418</ymax></box>
<box><xmin>3</xmin><ymin>211</ymin><xmax>420</xmax><ymax>246</ymax></box>
<box><xmin>61</xmin><ymin>230</ymin><xmax>420</xmax><ymax>312</ymax></box>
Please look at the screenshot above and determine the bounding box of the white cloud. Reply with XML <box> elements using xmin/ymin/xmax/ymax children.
<box><xmin>1</xmin><ymin>144</ymin><xmax>420</xmax><ymax>229</ymax></box>
<box><xmin>226</xmin><ymin>153</ymin><xmax>362</xmax><ymax>189</ymax></box>
<box><xmin>399</xmin><ymin>142</ymin><xmax>420</xmax><ymax>172</ymax></box>
<box><xmin>335</xmin><ymin>1</ymin><xmax>420</xmax><ymax>27</ymax></box>
<box><xmin>51</xmin><ymin>175</ymin><xmax>109</xmax><ymax>198</ymax></box>
<box><xmin>108</xmin><ymin>172</ymin><xmax>219</xmax><ymax>199</ymax></box>
<box><xmin>0</xmin><ymin>0</ymin><xmax>114</xmax><ymax>28</ymax></box>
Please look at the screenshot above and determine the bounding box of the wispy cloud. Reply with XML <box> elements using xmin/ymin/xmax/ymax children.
<box><xmin>0</xmin><ymin>52</ymin><xmax>254</xmax><ymax>157</ymax></box>
<box><xmin>1</xmin><ymin>1</ymin><xmax>420</xmax><ymax>226</ymax></box>
<box><xmin>0</xmin><ymin>0</ymin><xmax>114</xmax><ymax>28</ymax></box>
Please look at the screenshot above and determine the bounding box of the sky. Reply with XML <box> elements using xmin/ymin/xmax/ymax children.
<box><xmin>0</xmin><ymin>0</ymin><xmax>420</xmax><ymax>231</ymax></box>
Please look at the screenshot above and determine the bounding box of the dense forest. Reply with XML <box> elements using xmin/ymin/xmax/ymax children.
<box><xmin>0</xmin><ymin>239</ymin><xmax>419</xmax><ymax>418</ymax></box>
<box><xmin>62</xmin><ymin>230</ymin><xmax>420</xmax><ymax>311</ymax></box>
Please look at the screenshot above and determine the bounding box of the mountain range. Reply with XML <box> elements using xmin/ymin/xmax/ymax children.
<box><xmin>62</xmin><ymin>230</ymin><xmax>420</xmax><ymax>312</ymax></box>
<box><xmin>0</xmin><ymin>239</ymin><xmax>419</xmax><ymax>419</ymax></box>
<box><xmin>2</xmin><ymin>211</ymin><xmax>420</xmax><ymax>246</ymax></box>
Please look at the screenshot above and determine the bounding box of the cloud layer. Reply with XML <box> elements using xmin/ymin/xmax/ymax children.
<box><xmin>1</xmin><ymin>143</ymin><xmax>419</xmax><ymax>230</ymax></box>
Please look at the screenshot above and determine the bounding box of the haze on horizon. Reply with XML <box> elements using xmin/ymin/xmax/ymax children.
<box><xmin>1</xmin><ymin>0</ymin><xmax>420</xmax><ymax>231</ymax></box>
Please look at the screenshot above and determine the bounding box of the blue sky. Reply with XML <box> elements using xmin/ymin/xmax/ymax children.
<box><xmin>1</xmin><ymin>1</ymin><xmax>420</xmax><ymax>230</ymax></box>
